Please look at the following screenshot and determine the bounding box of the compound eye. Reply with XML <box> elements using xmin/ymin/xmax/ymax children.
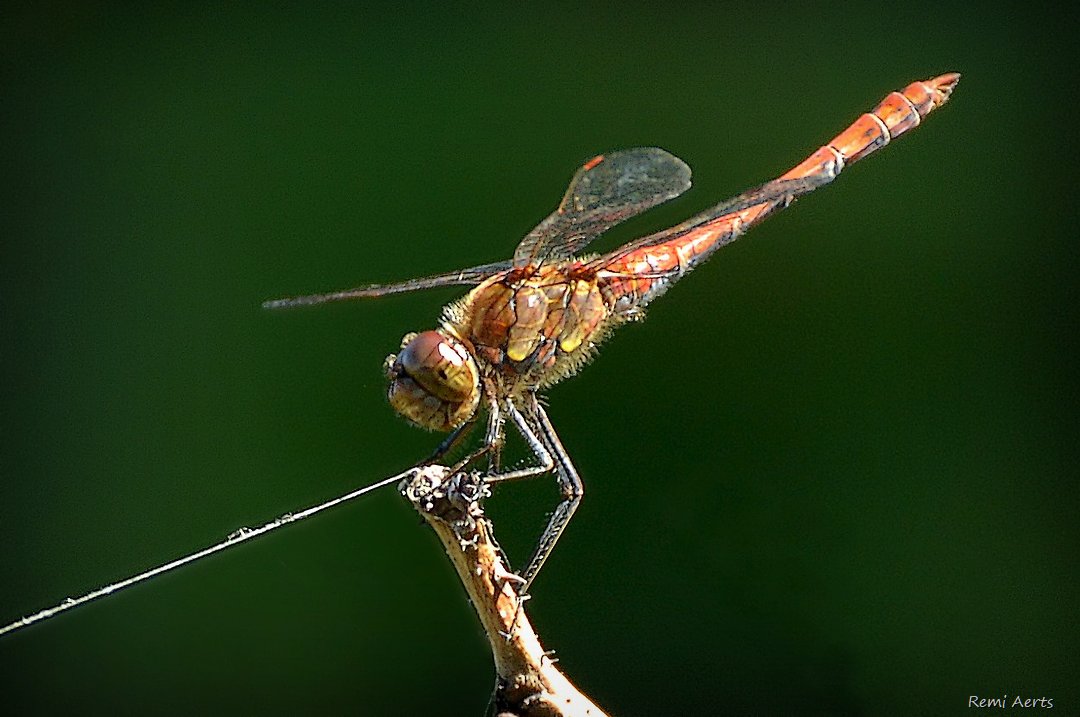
<box><xmin>396</xmin><ymin>330</ymin><xmax>477</xmax><ymax>403</ymax></box>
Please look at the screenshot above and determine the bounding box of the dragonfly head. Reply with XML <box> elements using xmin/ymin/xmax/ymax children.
<box><xmin>384</xmin><ymin>330</ymin><xmax>481</xmax><ymax>432</ymax></box>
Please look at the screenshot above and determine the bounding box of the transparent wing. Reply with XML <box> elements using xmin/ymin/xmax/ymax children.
<box><xmin>262</xmin><ymin>260</ymin><xmax>512</xmax><ymax>309</ymax></box>
<box><xmin>588</xmin><ymin>174</ymin><xmax>832</xmax><ymax>270</ymax></box>
<box><xmin>512</xmin><ymin>147</ymin><xmax>692</xmax><ymax>267</ymax></box>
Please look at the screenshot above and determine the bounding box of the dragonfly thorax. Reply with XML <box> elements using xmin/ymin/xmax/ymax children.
<box><xmin>385</xmin><ymin>330</ymin><xmax>481</xmax><ymax>431</ymax></box>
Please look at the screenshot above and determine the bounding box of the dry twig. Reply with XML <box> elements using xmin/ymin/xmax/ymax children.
<box><xmin>402</xmin><ymin>466</ymin><xmax>608</xmax><ymax>717</ymax></box>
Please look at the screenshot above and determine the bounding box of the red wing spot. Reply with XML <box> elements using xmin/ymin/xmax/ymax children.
<box><xmin>582</xmin><ymin>154</ymin><xmax>605</xmax><ymax>171</ymax></box>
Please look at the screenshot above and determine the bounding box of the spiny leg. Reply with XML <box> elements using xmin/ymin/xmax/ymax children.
<box><xmin>484</xmin><ymin>393</ymin><xmax>583</xmax><ymax>594</ymax></box>
<box><xmin>515</xmin><ymin>394</ymin><xmax>583</xmax><ymax>594</ymax></box>
<box><xmin>479</xmin><ymin>398</ymin><xmax>558</xmax><ymax>601</ymax></box>
<box><xmin>484</xmin><ymin>398</ymin><xmax>506</xmax><ymax>474</ymax></box>
<box><xmin>456</xmin><ymin>400</ymin><xmax>554</xmax><ymax>617</ymax></box>
<box><xmin>427</xmin><ymin>400</ymin><xmax>552</xmax><ymax>494</ymax></box>
<box><xmin>486</xmin><ymin>398</ymin><xmax>556</xmax><ymax>484</ymax></box>
<box><xmin>479</xmin><ymin>397</ymin><xmax>561</xmax><ymax>636</ymax></box>
<box><xmin>430</xmin><ymin>392</ymin><xmax>509</xmax><ymax>476</ymax></box>
<box><xmin>455</xmin><ymin>394</ymin><xmax>582</xmax><ymax>595</ymax></box>
<box><xmin>423</xmin><ymin>413</ymin><xmax>479</xmax><ymax>465</ymax></box>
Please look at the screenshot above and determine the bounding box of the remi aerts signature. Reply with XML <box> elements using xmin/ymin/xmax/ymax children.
<box><xmin>969</xmin><ymin>695</ymin><xmax>1054</xmax><ymax>709</ymax></box>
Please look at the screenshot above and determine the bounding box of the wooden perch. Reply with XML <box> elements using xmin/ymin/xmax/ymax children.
<box><xmin>401</xmin><ymin>466</ymin><xmax>608</xmax><ymax>717</ymax></box>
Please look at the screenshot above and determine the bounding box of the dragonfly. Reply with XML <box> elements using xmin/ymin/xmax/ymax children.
<box><xmin>0</xmin><ymin>73</ymin><xmax>958</xmax><ymax>637</ymax></box>
<box><xmin>264</xmin><ymin>73</ymin><xmax>961</xmax><ymax>593</ymax></box>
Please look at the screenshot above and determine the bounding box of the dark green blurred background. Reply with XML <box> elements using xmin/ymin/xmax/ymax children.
<box><xmin>2</xmin><ymin>3</ymin><xmax>1076</xmax><ymax>715</ymax></box>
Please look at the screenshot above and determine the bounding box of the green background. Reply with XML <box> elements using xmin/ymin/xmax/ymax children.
<box><xmin>2</xmin><ymin>3</ymin><xmax>1076</xmax><ymax>715</ymax></box>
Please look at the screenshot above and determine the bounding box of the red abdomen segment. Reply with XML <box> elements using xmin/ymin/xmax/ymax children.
<box><xmin>600</xmin><ymin>73</ymin><xmax>960</xmax><ymax>310</ymax></box>
<box><xmin>781</xmin><ymin>73</ymin><xmax>960</xmax><ymax>181</ymax></box>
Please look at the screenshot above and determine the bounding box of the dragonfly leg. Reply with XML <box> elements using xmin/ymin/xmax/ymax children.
<box><xmin>485</xmin><ymin>398</ymin><xmax>556</xmax><ymax>484</ymax></box>
<box><xmin>520</xmin><ymin>396</ymin><xmax>583</xmax><ymax>593</ymax></box>
<box><xmin>487</xmin><ymin>394</ymin><xmax>583</xmax><ymax>594</ymax></box>
<box><xmin>484</xmin><ymin>401</ymin><xmax>506</xmax><ymax>474</ymax></box>
<box><xmin>441</xmin><ymin>395</ymin><xmax>580</xmax><ymax>593</ymax></box>
<box><xmin>423</xmin><ymin>413</ymin><xmax>479</xmax><ymax>465</ymax></box>
<box><xmin>431</xmin><ymin>391</ymin><xmax>506</xmax><ymax>476</ymax></box>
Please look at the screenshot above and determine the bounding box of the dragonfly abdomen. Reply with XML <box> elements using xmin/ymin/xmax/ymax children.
<box><xmin>780</xmin><ymin>73</ymin><xmax>960</xmax><ymax>184</ymax></box>
<box><xmin>595</xmin><ymin>73</ymin><xmax>960</xmax><ymax>314</ymax></box>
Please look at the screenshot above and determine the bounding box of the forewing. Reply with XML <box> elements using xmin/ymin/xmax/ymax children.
<box><xmin>513</xmin><ymin>147</ymin><xmax>692</xmax><ymax>266</ymax></box>
<box><xmin>262</xmin><ymin>260</ymin><xmax>512</xmax><ymax>309</ymax></box>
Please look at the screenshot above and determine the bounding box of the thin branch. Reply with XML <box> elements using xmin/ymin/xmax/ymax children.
<box><xmin>0</xmin><ymin>469</ymin><xmax>410</xmax><ymax>637</ymax></box>
<box><xmin>4</xmin><ymin>462</ymin><xmax>609</xmax><ymax>715</ymax></box>
<box><xmin>403</xmin><ymin>465</ymin><xmax>609</xmax><ymax>717</ymax></box>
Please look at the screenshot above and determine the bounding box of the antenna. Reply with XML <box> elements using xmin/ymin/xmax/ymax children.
<box><xmin>0</xmin><ymin>468</ymin><xmax>415</xmax><ymax>637</ymax></box>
